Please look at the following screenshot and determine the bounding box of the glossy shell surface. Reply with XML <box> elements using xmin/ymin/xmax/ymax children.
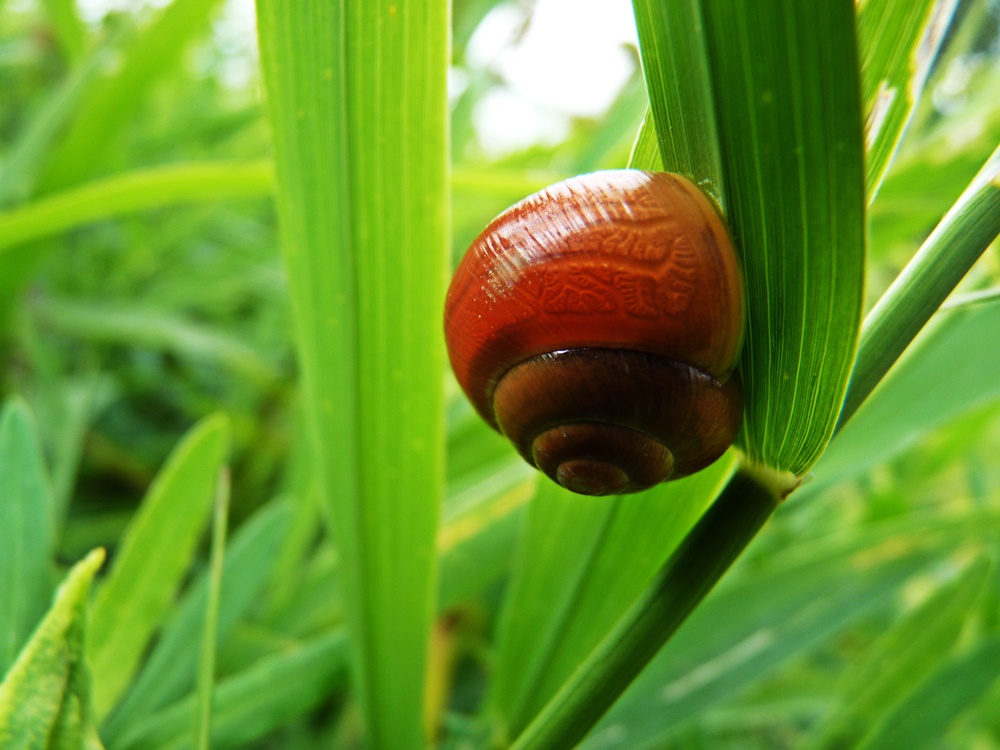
<box><xmin>445</xmin><ymin>170</ymin><xmax>742</xmax><ymax>427</ymax></box>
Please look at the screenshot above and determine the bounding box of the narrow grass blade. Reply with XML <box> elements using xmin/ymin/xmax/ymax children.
<box><xmin>102</xmin><ymin>498</ymin><xmax>294</xmax><ymax>741</ymax></box>
<box><xmin>35</xmin><ymin>297</ymin><xmax>281</xmax><ymax>389</ymax></box>
<box><xmin>491</xmin><ymin>457</ymin><xmax>734</xmax><ymax>738</ymax></box>
<box><xmin>858</xmin><ymin>635</ymin><xmax>1000</xmax><ymax>750</ymax></box>
<box><xmin>510</xmin><ymin>470</ymin><xmax>778</xmax><ymax>750</ymax></box>
<box><xmin>255</xmin><ymin>1</ymin><xmax>448</xmax><ymax>746</ymax></box>
<box><xmin>839</xmin><ymin>145</ymin><xmax>1000</xmax><ymax>427</ymax></box>
<box><xmin>858</xmin><ymin>0</ymin><xmax>959</xmax><ymax>201</ymax></box>
<box><xmin>193</xmin><ymin>470</ymin><xmax>229</xmax><ymax>750</ymax></box>
<box><xmin>115</xmin><ymin>629</ymin><xmax>348</xmax><ymax>750</ymax></box>
<box><xmin>439</xmin><ymin>468</ymin><xmax>534</xmax><ymax>611</ymax></box>
<box><xmin>583</xmin><ymin>507</ymin><xmax>1000</xmax><ymax>747</ymax></box>
<box><xmin>0</xmin><ymin>161</ymin><xmax>273</xmax><ymax>253</ymax></box>
<box><xmin>0</xmin><ymin>32</ymin><xmax>117</xmax><ymax>207</ymax></box>
<box><xmin>631</xmin><ymin>0</ymin><xmax>723</xmax><ymax>200</ymax></box>
<box><xmin>817</xmin><ymin>295</ymin><xmax>1000</xmax><ymax>488</ymax></box>
<box><xmin>627</xmin><ymin>115</ymin><xmax>663</xmax><ymax>172</ymax></box>
<box><xmin>807</xmin><ymin>557</ymin><xmax>989</xmax><ymax>749</ymax></box>
<box><xmin>0</xmin><ymin>548</ymin><xmax>105</xmax><ymax>749</ymax></box>
<box><xmin>582</xmin><ymin>545</ymin><xmax>938</xmax><ymax>748</ymax></box>
<box><xmin>869</xmin><ymin>50</ymin><xmax>1000</xmax><ymax>257</ymax></box>
<box><xmin>0</xmin><ymin>398</ymin><xmax>56</xmax><ymax>675</ymax></box>
<box><xmin>39</xmin><ymin>0</ymin><xmax>227</xmax><ymax>191</ymax></box>
<box><xmin>87</xmin><ymin>414</ymin><xmax>230</xmax><ymax>719</ymax></box>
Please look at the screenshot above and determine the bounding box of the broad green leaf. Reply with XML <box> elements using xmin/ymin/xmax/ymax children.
<box><xmin>492</xmin><ymin>456</ymin><xmax>734</xmax><ymax>737</ymax></box>
<box><xmin>0</xmin><ymin>162</ymin><xmax>273</xmax><ymax>253</ymax></box>
<box><xmin>700</xmin><ymin>1</ymin><xmax>866</xmax><ymax>476</ymax></box>
<box><xmin>859</xmin><ymin>635</ymin><xmax>1000</xmax><ymax>750</ymax></box>
<box><xmin>101</xmin><ymin>498</ymin><xmax>294</xmax><ymax>741</ymax></box>
<box><xmin>807</xmin><ymin>557</ymin><xmax>989</xmax><ymax>749</ymax></box>
<box><xmin>39</xmin><ymin>0</ymin><xmax>227</xmax><ymax>191</ymax></box>
<box><xmin>87</xmin><ymin>414</ymin><xmax>230</xmax><ymax>719</ymax></box>
<box><xmin>114</xmin><ymin>629</ymin><xmax>348</xmax><ymax>750</ymax></box>
<box><xmin>255</xmin><ymin>1</ymin><xmax>448</xmax><ymax>746</ymax></box>
<box><xmin>858</xmin><ymin>0</ymin><xmax>959</xmax><ymax>200</ymax></box>
<box><xmin>0</xmin><ymin>548</ymin><xmax>104</xmax><ymax>750</ymax></box>
<box><xmin>815</xmin><ymin>295</ymin><xmax>1000</xmax><ymax>488</ymax></box>
<box><xmin>0</xmin><ymin>398</ymin><xmax>56</xmax><ymax>676</ymax></box>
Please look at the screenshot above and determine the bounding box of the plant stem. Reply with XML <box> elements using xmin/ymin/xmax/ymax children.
<box><xmin>509</xmin><ymin>468</ymin><xmax>779</xmax><ymax>750</ymax></box>
<box><xmin>838</xmin><ymin>145</ymin><xmax>1000</xmax><ymax>429</ymax></box>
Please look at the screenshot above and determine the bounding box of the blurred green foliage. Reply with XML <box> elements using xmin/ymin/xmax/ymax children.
<box><xmin>0</xmin><ymin>0</ymin><xmax>998</xmax><ymax>748</ymax></box>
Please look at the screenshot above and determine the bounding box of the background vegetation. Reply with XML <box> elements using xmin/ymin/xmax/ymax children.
<box><xmin>0</xmin><ymin>0</ymin><xmax>999</xmax><ymax>748</ymax></box>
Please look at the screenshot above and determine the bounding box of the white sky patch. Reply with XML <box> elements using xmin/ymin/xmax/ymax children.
<box><xmin>469</xmin><ymin>0</ymin><xmax>639</xmax><ymax>156</ymax></box>
<box><xmin>76</xmin><ymin>0</ymin><xmax>171</xmax><ymax>26</ymax></box>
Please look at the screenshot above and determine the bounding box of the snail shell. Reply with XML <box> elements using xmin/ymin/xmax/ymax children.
<box><xmin>444</xmin><ymin>170</ymin><xmax>744</xmax><ymax>495</ymax></box>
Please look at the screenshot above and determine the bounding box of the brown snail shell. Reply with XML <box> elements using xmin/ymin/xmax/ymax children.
<box><xmin>444</xmin><ymin>170</ymin><xmax>744</xmax><ymax>495</ymax></box>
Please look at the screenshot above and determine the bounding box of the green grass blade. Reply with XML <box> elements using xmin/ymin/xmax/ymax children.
<box><xmin>840</xmin><ymin>145</ymin><xmax>1000</xmax><ymax>427</ymax></box>
<box><xmin>0</xmin><ymin>548</ymin><xmax>105</xmax><ymax>750</ymax></box>
<box><xmin>39</xmin><ymin>0</ymin><xmax>227</xmax><ymax>191</ymax></box>
<box><xmin>510</xmin><ymin>470</ymin><xmax>778</xmax><ymax>750</ymax></box>
<box><xmin>816</xmin><ymin>295</ymin><xmax>1000</xmax><ymax>488</ymax></box>
<box><xmin>582</xmin><ymin>543</ymin><xmax>937</xmax><ymax>748</ymax></box>
<box><xmin>698</xmin><ymin>0</ymin><xmax>866</xmax><ymax>476</ymax></box>
<box><xmin>41</xmin><ymin>0</ymin><xmax>86</xmax><ymax>62</ymax></box>
<box><xmin>35</xmin><ymin>297</ymin><xmax>281</xmax><ymax>389</ymax></box>
<box><xmin>858</xmin><ymin>0</ymin><xmax>959</xmax><ymax>201</ymax></box>
<box><xmin>102</xmin><ymin>498</ymin><xmax>294</xmax><ymax>741</ymax></box>
<box><xmin>869</xmin><ymin>47</ymin><xmax>1000</xmax><ymax>258</ymax></box>
<box><xmin>0</xmin><ymin>161</ymin><xmax>273</xmax><ymax>253</ymax></box>
<box><xmin>858</xmin><ymin>635</ymin><xmax>1000</xmax><ymax>750</ymax></box>
<box><xmin>0</xmin><ymin>34</ymin><xmax>117</xmax><ymax>207</ymax></box>
<box><xmin>634</xmin><ymin>0</ymin><xmax>866</xmax><ymax>479</ymax></box>
<box><xmin>582</xmin><ymin>507</ymin><xmax>1000</xmax><ymax>747</ymax></box>
<box><xmin>255</xmin><ymin>1</ymin><xmax>448</xmax><ymax>746</ymax></box>
<box><xmin>115</xmin><ymin>629</ymin><xmax>348</xmax><ymax>750</ymax></box>
<box><xmin>439</xmin><ymin>480</ymin><xmax>533</xmax><ymax>609</ymax></box>
<box><xmin>193</xmin><ymin>470</ymin><xmax>229</xmax><ymax>750</ymax></box>
<box><xmin>807</xmin><ymin>557</ymin><xmax>989</xmax><ymax>749</ymax></box>
<box><xmin>491</xmin><ymin>457</ymin><xmax>734</xmax><ymax>738</ymax></box>
<box><xmin>627</xmin><ymin>115</ymin><xmax>663</xmax><ymax>172</ymax></box>
<box><xmin>87</xmin><ymin>414</ymin><xmax>230</xmax><ymax>720</ymax></box>
<box><xmin>631</xmin><ymin>0</ymin><xmax>723</xmax><ymax>200</ymax></box>
<box><xmin>0</xmin><ymin>398</ymin><xmax>56</xmax><ymax>676</ymax></box>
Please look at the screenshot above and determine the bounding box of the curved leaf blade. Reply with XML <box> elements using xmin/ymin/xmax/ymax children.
<box><xmin>0</xmin><ymin>398</ymin><xmax>56</xmax><ymax>676</ymax></box>
<box><xmin>87</xmin><ymin>415</ymin><xmax>230</xmax><ymax>719</ymax></box>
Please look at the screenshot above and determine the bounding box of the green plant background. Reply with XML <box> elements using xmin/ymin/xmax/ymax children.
<box><xmin>0</xmin><ymin>0</ymin><xmax>999</xmax><ymax>748</ymax></box>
